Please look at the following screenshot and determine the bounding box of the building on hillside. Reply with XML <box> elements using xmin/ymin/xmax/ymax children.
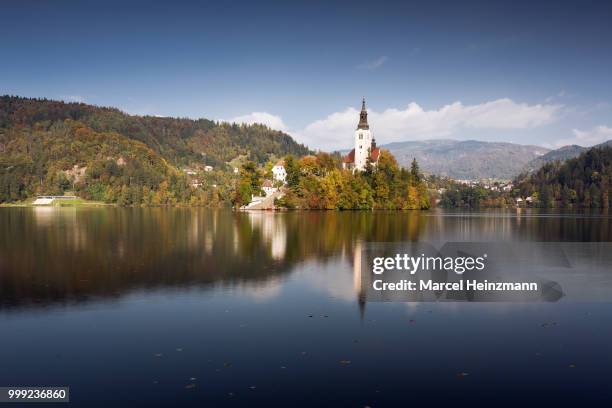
<box><xmin>204</xmin><ymin>165</ymin><xmax>213</xmax><ymax>172</ymax></box>
<box><xmin>262</xmin><ymin>180</ymin><xmax>276</xmax><ymax>196</ymax></box>
<box><xmin>342</xmin><ymin>98</ymin><xmax>380</xmax><ymax>172</ymax></box>
<box><xmin>272</xmin><ymin>160</ymin><xmax>286</xmax><ymax>183</ymax></box>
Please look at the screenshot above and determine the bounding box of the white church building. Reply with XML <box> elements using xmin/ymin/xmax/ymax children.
<box><xmin>342</xmin><ymin>98</ymin><xmax>380</xmax><ymax>172</ymax></box>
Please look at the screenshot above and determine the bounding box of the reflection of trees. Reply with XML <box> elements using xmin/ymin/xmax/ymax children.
<box><xmin>0</xmin><ymin>209</ymin><xmax>428</xmax><ymax>309</ymax></box>
<box><xmin>1</xmin><ymin>208</ymin><xmax>609</xmax><ymax>309</ymax></box>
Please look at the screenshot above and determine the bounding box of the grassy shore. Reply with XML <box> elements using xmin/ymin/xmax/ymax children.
<box><xmin>0</xmin><ymin>198</ymin><xmax>110</xmax><ymax>207</ymax></box>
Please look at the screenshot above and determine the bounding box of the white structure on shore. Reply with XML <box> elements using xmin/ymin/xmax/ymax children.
<box><xmin>32</xmin><ymin>195</ymin><xmax>77</xmax><ymax>205</ymax></box>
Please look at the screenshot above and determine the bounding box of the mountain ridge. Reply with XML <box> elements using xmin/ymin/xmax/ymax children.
<box><xmin>380</xmin><ymin>139</ymin><xmax>549</xmax><ymax>180</ymax></box>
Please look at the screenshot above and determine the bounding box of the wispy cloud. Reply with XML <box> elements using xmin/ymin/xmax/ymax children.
<box><xmin>226</xmin><ymin>112</ymin><xmax>288</xmax><ymax>132</ymax></box>
<box><xmin>545</xmin><ymin>90</ymin><xmax>568</xmax><ymax>103</ymax></box>
<box><xmin>552</xmin><ymin>125</ymin><xmax>612</xmax><ymax>148</ymax></box>
<box><xmin>357</xmin><ymin>56</ymin><xmax>388</xmax><ymax>70</ymax></box>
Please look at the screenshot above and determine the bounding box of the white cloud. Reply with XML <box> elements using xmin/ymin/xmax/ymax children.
<box><xmin>61</xmin><ymin>95</ymin><xmax>85</xmax><ymax>103</ymax></box>
<box><xmin>553</xmin><ymin>125</ymin><xmax>612</xmax><ymax>148</ymax></box>
<box><xmin>357</xmin><ymin>56</ymin><xmax>388</xmax><ymax>70</ymax></box>
<box><xmin>295</xmin><ymin>98</ymin><xmax>561</xmax><ymax>151</ymax></box>
<box><xmin>226</xmin><ymin>112</ymin><xmax>288</xmax><ymax>132</ymax></box>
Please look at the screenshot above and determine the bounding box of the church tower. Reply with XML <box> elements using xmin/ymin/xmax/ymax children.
<box><xmin>342</xmin><ymin>97</ymin><xmax>380</xmax><ymax>172</ymax></box>
<box><xmin>354</xmin><ymin>98</ymin><xmax>373</xmax><ymax>171</ymax></box>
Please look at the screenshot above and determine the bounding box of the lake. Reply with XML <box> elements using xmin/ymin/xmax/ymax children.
<box><xmin>1</xmin><ymin>208</ymin><xmax>612</xmax><ymax>406</ymax></box>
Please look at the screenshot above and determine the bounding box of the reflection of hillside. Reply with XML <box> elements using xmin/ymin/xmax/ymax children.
<box><xmin>1</xmin><ymin>208</ymin><xmax>609</xmax><ymax>310</ymax></box>
<box><xmin>0</xmin><ymin>209</ymin><xmax>427</xmax><ymax>309</ymax></box>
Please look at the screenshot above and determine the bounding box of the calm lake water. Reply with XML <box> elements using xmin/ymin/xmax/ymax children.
<box><xmin>1</xmin><ymin>208</ymin><xmax>612</xmax><ymax>407</ymax></box>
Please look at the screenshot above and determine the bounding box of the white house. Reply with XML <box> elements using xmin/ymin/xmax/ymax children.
<box><xmin>272</xmin><ymin>160</ymin><xmax>286</xmax><ymax>183</ymax></box>
<box><xmin>262</xmin><ymin>180</ymin><xmax>276</xmax><ymax>196</ymax></box>
<box><xmin>204</xmin><ymin>165</ymin><xmax>213</xmax><ymax>172</ymax></box>
<box><xmin>342</xmin><ymin>98</ymin><xmax>380</xmax><ymax>172</ymax></box>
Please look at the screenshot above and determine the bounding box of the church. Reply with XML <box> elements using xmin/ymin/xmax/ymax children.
<box><xmin>342</xmin><ymin>98</ymin><xmax>380</xmax><ymax>172</ymax></box>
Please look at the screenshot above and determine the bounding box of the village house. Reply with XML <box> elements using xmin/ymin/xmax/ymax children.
<box><xmin>262</xmin><ymin>180</ymin><xmax>276</xmax><ymax>196</ymax></box>
<box><xmin>272</xmin><ymin>160</ymin><xmax>286</xmax><ymax>183</ymax></box>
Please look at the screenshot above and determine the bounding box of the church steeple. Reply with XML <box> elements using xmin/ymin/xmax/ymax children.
<box><xmin>357</xmin><ymin>97</ymin><xmax>369</xmax><ymax>130</ymax></box>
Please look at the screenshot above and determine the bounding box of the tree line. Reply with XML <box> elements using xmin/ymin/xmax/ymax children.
<box><xmin>233</xmin><ymin>152</ymin><xmax>431</xmax><ymax>210</ymax></box>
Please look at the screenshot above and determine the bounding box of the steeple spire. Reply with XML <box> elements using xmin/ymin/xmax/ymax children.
<box><xmin>357</xmin><ymin>97</ymin><xmax>369</xmax><ymax>130</ymax></box>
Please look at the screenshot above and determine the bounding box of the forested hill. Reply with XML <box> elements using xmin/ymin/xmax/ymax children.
<box><xmin>0</xmin><ymin>95</ymin><xmax>310</xmax><ymax>204</ymax></box>
<box><xmin>515</xmin><ymin>145</ymin><xmax>612</xmax><ymax>208</ymax></box>
<box><xmin>0</xmin><ymin>96</ymin><xmax>310</xmax><ymax>167</ymax></box>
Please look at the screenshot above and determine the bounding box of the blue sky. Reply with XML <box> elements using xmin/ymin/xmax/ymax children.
<box><xmin>2</xmin><ymin>0</ymin><xmax>612</xmax><ymax>150</ymax></box>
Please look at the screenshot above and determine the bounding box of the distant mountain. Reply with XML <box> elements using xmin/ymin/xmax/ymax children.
<box><xmin>523</xmin><ymin>140</ymin><xmax>612</xmax><ymax>173</ymax></box>
<box><xmin>523</xmin><ymin>145</ymin><xmax>586</xmax><ymax>173</ymax></box>
<box><xmin>381</xmin><ymin>139</ymin><xmax>549</xmax><ymax>180</ymax></box>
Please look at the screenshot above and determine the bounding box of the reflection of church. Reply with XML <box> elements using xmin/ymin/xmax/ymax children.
<box><xmin>352</xmin><ymin>241</ymin><xmax>368</xmax><ymax>320</ymax></box>
<box><xmin>342</xmin><ymin>98</ymin><xmax>381</xmax><ymax>172</ymax></box>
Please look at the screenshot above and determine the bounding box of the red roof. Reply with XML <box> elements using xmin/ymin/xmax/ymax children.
<box><xmin>342</xmin><ymin>147</ymin><xmax>380</xmax><ymax>163</ymax></box>
<box><xmin>342</xmin><ymin>149</ymin><xmax>355</xmax><ymax>163</ymax></box>
<box><xmin>371</xmin><ymin>147</ymin><xmax>380</xmax><ymax>161</ymax></box>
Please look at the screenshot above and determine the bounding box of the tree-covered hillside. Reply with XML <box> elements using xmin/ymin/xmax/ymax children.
<box><xmin>0</xmin><ymin>96</ymin><xmax>311</xmax><ymax>204</ymax></box>
<box><xmin>515</xmin><ymin>145</ymin><xmax>612</xmax><ymax>208</ymax></box>
<box><xmin>0</xmin><ymin>119</ymin><xmax>205</xmax><ymax>204</ymax></box>
<box><xmin>0</xmin><ymin>96</ymin><xmax>310</xmax><ymax>167</ymax></box>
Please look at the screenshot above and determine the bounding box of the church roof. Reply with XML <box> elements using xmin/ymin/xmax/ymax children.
<box><xmin>342</xmin><ymin>149</ymin><xmax>355</xmax><ymax>163</ymax></box>
<box><xmin>342</xmin><ymin>147</ymin><xmax>380</xmax><ymax>163</ymax></box>
<box><xmin>370</xmin><ymin>147</ymin><xmax>381</xmax><ymax>161</ymax></box>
